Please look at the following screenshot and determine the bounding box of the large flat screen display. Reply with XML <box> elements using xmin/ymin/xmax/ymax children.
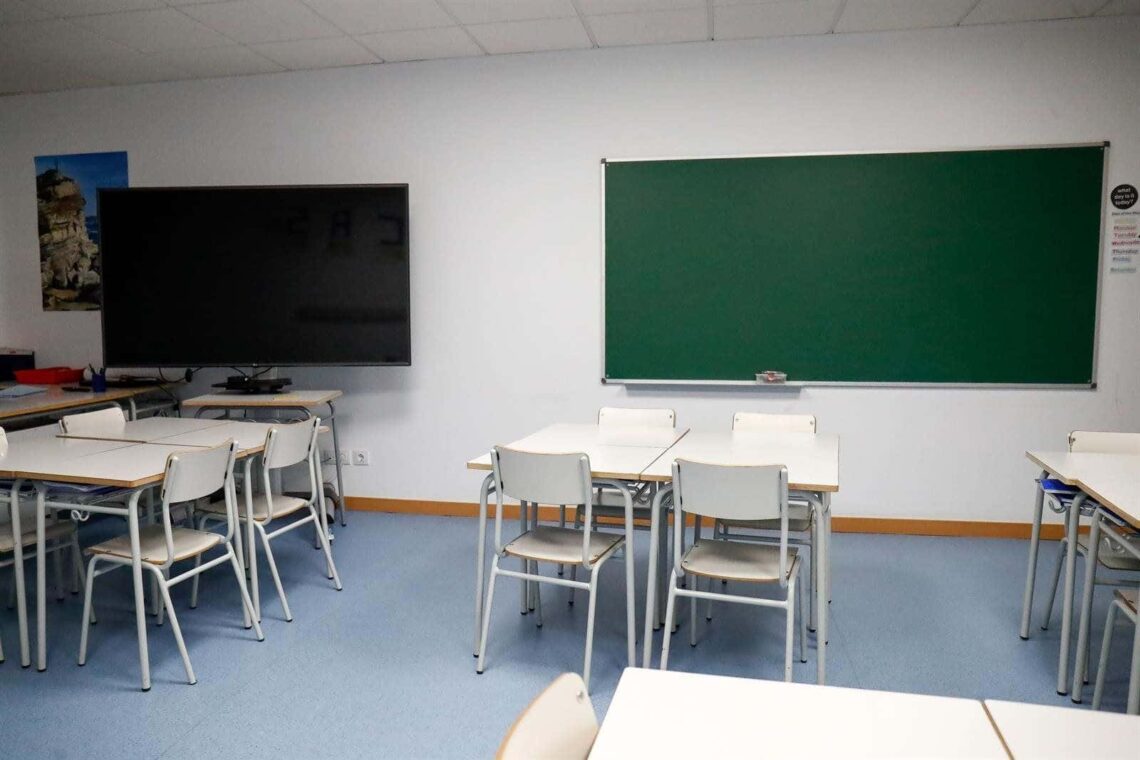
<box><xmin>99</xmin><ymin>185</ymin><xmax>410</xmax><ymax>367</ymax></box>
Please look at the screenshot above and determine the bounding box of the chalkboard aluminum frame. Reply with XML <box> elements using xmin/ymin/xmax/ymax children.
<box><xmin>600</xmin><ymin>141</ymin><xmax>1109</xmax><ymax>389</ymax></box>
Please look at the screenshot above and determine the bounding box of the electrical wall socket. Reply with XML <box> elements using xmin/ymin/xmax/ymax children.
<box><xmin>337</xmin><ymin>451</ymin><xmax>350</xmax><ymax>466</ymax></box>
<box><xmin>352</xmin><ymin>449</ymin><xmax>371</xmax><ymax>466</ymax></box>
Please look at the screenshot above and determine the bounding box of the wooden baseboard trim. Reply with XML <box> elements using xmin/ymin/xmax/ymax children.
<box><xmin>344</xmin><ymin>497</ymin><xmax>1067</xmax><ymax>540</ymax></box>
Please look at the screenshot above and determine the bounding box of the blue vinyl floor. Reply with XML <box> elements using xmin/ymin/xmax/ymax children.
<box><xmin>0</xmin><ymin>511</ymin><xmax>1135</xmax><ymax>759</ymax></box>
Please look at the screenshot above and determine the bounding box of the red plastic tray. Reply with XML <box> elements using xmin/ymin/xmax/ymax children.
<box><xmin>13</xmin><ymin>367</ymin><xmax>84</xmax><ymax>384</ymax></box>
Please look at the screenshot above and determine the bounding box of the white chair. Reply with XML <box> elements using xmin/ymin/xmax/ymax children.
<box><xmin>477</xmin><ymin>446</ymin><xmax>634</xmax><ymax>691</ymax></box>
<box><xmin>496</xmin><ymin>672</ymin><xmax>598</xmax><ymax>760</ymax></box>
<box><xmin>708</xmin><ymin>413</ymin><xmax>819</xmax><ymax>625</ymax></box>
<box><xmin>1037</xmin><ymin>431</ymin><xmax>1140</xmax><ymax>632</ymax></box>
<box><xmin>1092</xmin><ymin>587</ymin><xmax>1138</xmax><ymax>712</ymax></box>
<box><xmin>78</xmin><ymin>440</ymin><xmax>263</xmax><ymax>686</ymax></box>
<box><xmin>195</xmin><ymin>418</ymin><xmax>341</xmax><ymax>622</ymax></box>
<box><xmin>660</xmin><ymin>459</ymin><xmax>807</xmax><ymax>680</ymax></box>
<box><xmin>59</xmin><ymin>406</ymin><xmax>128</xmax><ymax>437</ymax></box>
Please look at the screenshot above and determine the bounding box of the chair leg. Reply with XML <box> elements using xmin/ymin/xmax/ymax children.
<box><xmin>1041</xmin><ymin>538</ymin><xmax>1066</xmax><ymax>630</ymax></box>
<box><xmin>1093</xmin><ymin>602</ymin><xmax>1118</xmax><ymax>710</ymax></box>
<box><xmin>519</xmin><ymin>503</ymin><xmax>529</xmax><ymax>615</ymax></box>
<box><xmin>476</xmin><ymin>558</ymin><xmax>500</xmax><ymax>674</ymax></box>
<box><xmin>78</xmin><ymin>556</ymin><xmax>99</xmax><ymax>665</ymax></box>
<box><xmin>52</xmin><ymin>541</ymin><xmax>65</xmax><ymax>601</ymax></box>
<box><xmin>152</xmin><ymin>567</ymin><xmax>196</xmax><ymax>685</ymax></box>
<box><xmin>690</xmin><ymin>580</ymin><xmax>699</xmax><ymax>647</ymax></box>
<box><xmin>156</xmin><ymin>568</ymin><xmax>168</xmax><ymax>626</ymax></box>
<box><xmin>660</xmin><ymin>571</ymin><xmax>679</xmax><ymax>671</ymax></box>
<box><xmin>311</xmin><ymin>507</ymin><xmax>343</xmax><ymax>591</ymax></box>
<box><xmin>257</xmin><ymin>524</ymin><xmax>292</xmax><ymax>622</ymax></box>
<box><xmin>225</xmin><ymin>544</ymin><xmax>264</xmax><ymax>641</ymax></box>
<box><xmin>799</xmin><ymin>563</ymin><xmax>808</xmax><ymax>663</ymax></box>
<box><xmin>557</xmin><ymin>505</ymin><xmax>566</xmax><ymax>577</ymax></box>
<box><xmin>190</xmin><ymin>555</ymin><xmax>203</xmax><ymax>609</ymax></box>
<box><xmin>70</xmin><ymin>533</ymin><xmax>83</xmax><ymax>595</ymax></box>
<box><xmin>583</xmin><ymin>563</ymin><xmax>601</xmax><ymax>693</ymax></box>
<box><xmin>534</xmin><ymin>575</ymin><xmax>543</xmax><ymax>628</ymax></box>
<box><xmin>785</xmin><ymin>574</ymin><xmax>796</xmax><ymax>682</ymax></box>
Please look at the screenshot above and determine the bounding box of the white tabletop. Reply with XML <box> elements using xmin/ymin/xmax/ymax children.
<box><xmin>4</xmin><ymin>441</ymin><xmax>206</xmax><ymax>488</ymax></box>
<box><xmin>640</xmin><ymin>430</ymin><xmax>840</xmax><ymax>492</ymax></box>
<box><xmin>57</xmin><ymin>416</ymin><xmax>230</xmax><ymax>443</ymax></box>
<box><xmin>1027</xmin><ymin>450</ymin><xmax>1140</xmax><ymax>528</ymax></box>
<box><xmin>155</xmin><ymin>420</ymin><xmax>273</xmax><ymax>454</ymax></box>
<box><xmin>984</xmin><ymin>699</ymin><xmax>1140</xmax><ymax>759</ymax></box>
<box><xmin>181</xmin><ymin>390</ymin><xmax>342</xmax><ymax>408</ymax></box>
<box><xmin>0</xmin><ymin>427</ymin><xmax>138</xmax><ymax>478</ymax></box>
<box><xmin>0</xmin><ymin>384</ymin><xmax>168</xmax><ymax>422</ymax></box>
<box><xmin>467</xmin><ymin>424</ymin><xmax>687</xmax><ymax>480</ymax></box>
<box><xmin>590</xmin><ymin>669</ymin><xmax>1007</xmax><ymax>759</ymax></box>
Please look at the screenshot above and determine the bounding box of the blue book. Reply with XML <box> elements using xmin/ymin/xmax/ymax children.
<box><xmin>1040</xmin><ymin>478</ymin><xmax>1080</xmax><ymax>495</ymax></box>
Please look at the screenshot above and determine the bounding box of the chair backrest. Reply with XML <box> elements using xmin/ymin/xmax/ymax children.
<box><xmin>732</xmin><ymin>412</ymin><xmax>816</xmax><ymax>433</ymax></box>
<box><xmin>674</xmin><ymin>459</ymin><xmax>791</xmax><ymax>584</ymax></box>
<box><xmin>598</xmin><ymin>407</ymin><xmax>675</xmax><ymax>429</ymax></box>
<box><xmin>260</xmin><ymin>418</ymin><xmax>322</xmax><ymax>522</ymax></box>
<box><xmin>59</xmin><ymin>406</ymin><xmax>127</xmax><ymax>436</ymax></box>
<box><xmin>163</xmin><ymin>441</ymin><xmax>236</xmax><ymax>504</ymax></box>
<box><xmin>0</xmin><ymin>427</ymin><xmax>7</xmax><ymax>457</ymax></box>
<box><xmin>491</xmin><ymin>446</ymin><xmax>594</xmax><ymax>565</ymax></box>
<box><xmin>1069</xmin><ymin>431</ymin><xmax>1140</xmax><ymax>454</ymax></box>
<box><xmin>496</xmin><ymin>673</ymin><xmax>598</xmax><ymax>760</ymax></box>
<box><xmin>263</xmin><ymin>418</ymin><xmax>319</xmax><ymax>470</ymax></box>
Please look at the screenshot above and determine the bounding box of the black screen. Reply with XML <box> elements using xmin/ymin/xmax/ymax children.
<box><xmin>99</xmin><ymin>185</ymin><xmax>410</xmax><ymax>367</ymax></box>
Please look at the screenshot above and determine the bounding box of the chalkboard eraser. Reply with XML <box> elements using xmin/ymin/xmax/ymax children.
<box><xmin>757</xmin><ymin>370</ymin><xmax>787</xmax><ymax>384</ymax></box>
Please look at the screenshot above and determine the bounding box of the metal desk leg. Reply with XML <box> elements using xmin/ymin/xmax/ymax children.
<box><xmin>1056</xmin><ymin>493</ymin><xmax>1084</xmax><ymax>695</ymax></box>
<box><xmin>327</xmin><ymin>401</ymin><xmax>347</xmax><ymax>527</ymax></box>
<box><xmin>473</xmin><ymin>474</ymin><xmax>493</xmax><ymax>656</ymax></box>
<box><xmin>35</xmin><ymin>485</ymin><xmax>47</xmax><ymax>671</ymax></box>
<box><xmin>1019</xmin><ymin>474</ymin><xmax>1047</xmax><ymax>639</ymax></box>
<box><xmin>245</xmin><ymin>457</ymin><xmax>260</xmax><ymax>621</ymax></box>
<box><xmin>1072</xmin><ymin>509</ymin><xmax>1102</xmax><ymax>701</ymax></box>
<box><xmin>815</xmin><ymin>494</ymin><xmax>829</xmax><ymax>685</ymax></box>
<box><xmin>8</xmin><ymin>482</ymin><xmax>30</xmax><ymax>667</ymax></box>
<box><xmin>642</xmin><ymin>487</ymin><xmax>669</xmax><ymax>667</ymax></box>
<box><xmin>126</xmin><ymin>490</ymin><xmax>151</xmax><ymax>690</ymax></box>
<box><xmin>1129</xmin><ymin>590</ymin><xmax>1140</xmax><ymax>714</ymax></box>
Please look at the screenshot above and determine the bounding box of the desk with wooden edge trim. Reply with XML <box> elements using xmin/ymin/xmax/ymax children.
<box><xmin>181</xmin><ymin>391</ymin><xmax>346</xmax><ymax>527</ymax></box>
<box><xmin>589</xmin><ymin>668</ymin><xmax>1008</xmax><ymax>759</ymax></box>
<box><xmin>1030</xmin><ymin>452</ymin><xmax>1140</xmax><ymax>711</ymax></box>
<box><xmin>0</xmin><ymin>384</ymin><xmax>176</xmax><ymax>425</ymax></box>
<box><xmin>1</xmin><ymin>421</ymin><xmax>272</xmax><ymax>684</ymax></box>
<box><xmin>983</xmin><ymin>698</ymin><xmax>1140</xmax><ymax>758</ymax></box>
<box><xmin>1021</xmin><ymin>451</ymin><xmax>1140</xmax><ymax>699</ymax></box>
<box><xmin>638</xmin><ymin>430</ymin><xmax>840</xmax><ymax>684</ymax></box>
<box><xmin>466</xmin><ymin>423</ymin><xmax>689</xmax><ymax>659</ymax></box>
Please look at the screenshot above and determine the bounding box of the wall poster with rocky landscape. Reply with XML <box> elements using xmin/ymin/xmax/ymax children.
<box><xmin>34</xmin><ymin>151</ymin><xmax>129</xmax><ymax>311</ymax></box>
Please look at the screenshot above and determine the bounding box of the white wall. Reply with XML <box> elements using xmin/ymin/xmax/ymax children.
<box><xmin>1</xmin><ymin>17</ymin><xmax>1138</xmax><ymax>523</ymax></box>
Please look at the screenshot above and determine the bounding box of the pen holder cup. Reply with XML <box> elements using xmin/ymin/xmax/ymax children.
<box><xmin>91</xmin><ymin>372</ymin><xmax>107</xmax><ymax>393</ymax></box>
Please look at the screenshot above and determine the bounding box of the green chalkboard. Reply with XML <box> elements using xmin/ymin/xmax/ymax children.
<box><xmin>603</xmin><ymin>145</ymin><xmax>1105</xmax><ymax>385</ymax></box>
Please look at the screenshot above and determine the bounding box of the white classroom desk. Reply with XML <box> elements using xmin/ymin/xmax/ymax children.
<box><xmin>466</xmin><ymin>423</ymin><xmax>688</xmax><ymax>657</ymax></box>
<box><xmin>589</xmin><ymin>668</ymin><xmax>1007</xmax><ymax>759</ymax></box>
<box><xmin>638</xmin><ymin>430</ymin><xmax>840</xmax><ymax>684</ymax></box>
<box><xmin>1</xmin><ymin>419</ymin><xmax>272</xmax><ymax>684</ymax></box>
<box><xmin>1022</xmin><ymin>450</ymin><xmax>1140</xmax><ymax>700</ymax></box>
<box><xmin>0</xmin><ymin>384</ymin><xmax>174</xmax><ymax>426</ymax></box>
<box><xmin>984</xmin><ymin>699</ymin><xmax>1140</xmax><ymax>759</ymax></box>
<box><xmin>57</xmin><ymin>415</ymin><xmax>229</xmax><ymax>443</ymax></box>
<box><xmin>182</xmin><ymin>390</ymin><xmax>347</xmax><ymax>526</ymax></box>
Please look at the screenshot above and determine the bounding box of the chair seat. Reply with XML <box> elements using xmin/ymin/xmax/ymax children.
<box><xmin>198</xmin><ymin>494</ymin><xmax>308</xmax><ymax>523</ymax></box>
<box><xmin>1115</xmin><ymin>588</ymin><xmax>1137</xmax><ymax>614</ymax></box>
<box><xmin>0</xmin><ymin>521</ymin><xmax>76</xmax><ymax>553</ymax></box>
<box><xmin>1077</xmin><ymin>533</ymin><xmax>1140</xmax><ymax>571</ymax></box>
<box><xmin>681</xmin><ymin>540</ymin><xmax>799</xmax><ymax>583</ymax></box>
<box><xmin>719</xmin><ymin>503</ymin><xmax>815</xmax><ymax>534</ymax></box>
<box><xmin>504</xmin><ymin>526</ymin><xmax>623</xmax><ymax>565</ymax></box>
<box><xmin>88</xmin><ymin>525</ymin><xmax>222</xmax><ymax>565</ymax></box>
